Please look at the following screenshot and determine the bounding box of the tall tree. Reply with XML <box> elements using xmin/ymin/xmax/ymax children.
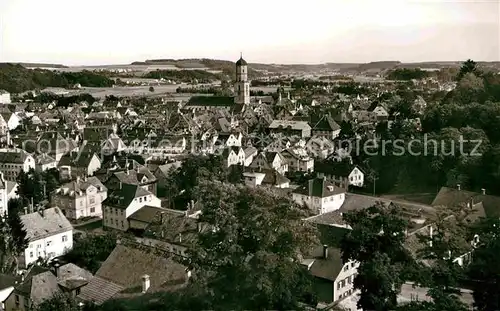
<box><xmin>340</xmin><ymin>203</ymin><xmax>417</xmax><ymax>311</ymax></box>
<box><xmin>467</xmin><ymin>217</ymin><xmax>500</xmax><ymax>311</ymax></box>
<box><xmin>0</xmin><ymin>199</ymin><xmax>28</xmax><ymax>273</ymax></box>
<box><xmin>457</xmin><ymin>59</ymin><xmax>480</xmax><ymax>81</ymax></box>
<box><xmin>188</xmin><ymin>181</ymin><xmax>318</xmax><ymax>310</ymax></box>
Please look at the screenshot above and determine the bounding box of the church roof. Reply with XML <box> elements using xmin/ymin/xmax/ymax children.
<box><xmin>236</xmin><ymin>57</ymin><xmax>247</xmax><ymax>66</ymax></box>
<box><xmin>185</xmin><ymin>96</ymin><xmax>234</xmax><ymax>107</ymax></box>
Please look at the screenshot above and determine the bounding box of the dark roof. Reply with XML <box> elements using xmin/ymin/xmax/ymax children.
<box><xmin>79</xmin><ymin>242</ymin><xmax>187</xmax><ymax>304</ymax></box>
<box><xmin>236</xmin><ymin>57</ymin><xmax>247</xmax><ymax>66</ymax></box>
<box><xmin>0</xmin><ymin>273</ymin><xmax>20</xmax><ymax>290</ymax></box>
<box><xmin>185</xmin><ymin>96</ymin><xmax>234</xmax><ymax>107</ymax></box>
<box><xmin>0</xmin><ymin>149</ymin><xmax>32</xmax><ymax>164</ymax></box>
<box><xmin>310</xmin><ymin>115</ymin><xmax>340</xmax><ymax>132</ymax></box>
<box><xmin>293</xmin><ymin>177</ymin><xmax>346</xmax><ymax>198</ymax></box>
<box><xmin>58</xmin><ymin>152</ymin><xmax>99</xmax><ymax>168</ymax></box>
<box><xmin>144</xmin><ymin>209</ymin><xmax>202</xmax><ymax>247</ymax></box>
<box><xmin>103</xmin><ymin>184</ymin><xmax>152</xmax><ymax>209</ymax></box>
<box><xmin>315</xmin><ymin>160</ymin><xmax>353</xmax><ymax>177</ymax></box>
<box><xmin>432</xmin><ymin>187</ymin><xmax>500</xmax><ymax>218</ymax></box>
<box><xmin>128</xmin><ymin>206</ymin><xmax>169</xmax><ymax>224</ymax></box>
<box><xmin>306</xmin><ymin>246</ymin><xmax>344</xmax><ymax>281</ymax></box>
<box><xmin>20</xmin><ymin>207</ymin><xmax>73</xmax><ymax>241</ymax></box>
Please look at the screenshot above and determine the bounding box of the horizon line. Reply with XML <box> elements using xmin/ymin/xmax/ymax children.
<box><xmin>1</xmin><ymin>59</ymin><xmax>497</xmax><ymax>68</ymax></box>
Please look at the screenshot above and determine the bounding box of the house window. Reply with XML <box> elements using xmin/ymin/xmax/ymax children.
<box><xmin>90</xmin><ymin>207</ymin><xmax>95</xmax><ymax>213</ymax></box>
<box><xmin>46</xmin><ymin>241</ymin><xmax>52</xmax><ymax>247</ymax></box>
<box><xmin>62</xmin><ymin>235</ymin><xmax>68</xmax><ymax>242</ymax></box>
<box><xmin>344</xmin><ymin>265</ymin><xmax>349</xmax><ymax>272</ymax></box>
<box><xmin>139</xmin><ymin>197</ymin><xmax>142</xmax><ymax>203</ymax></box>
<box><xmin>30</xmin><ymin>252</ymin><xmax>33</xmax><ymax>258</ymax></box>
<box><xmin>121</xmin><ymin>221</ymin><xmax>124</xmax><ymax>228</ymax></box>
<box><xmin>76</xmin><ymin>288</ymin><xmax>81</xmax><ymax>295</ymax></box>
<box><xmin>337</xmin><ymin>282</ymin><xmax>341</xmax><ymax>290</ymax></box>
<box><xmin>15</xmin><ymin>294</ymin><xmax>19</xmax><ymax>305</ymax></box>
<box><xmin>89</xmin><ymin>196</ymin><xmax>95</xmax><ymax>204</ymax></box>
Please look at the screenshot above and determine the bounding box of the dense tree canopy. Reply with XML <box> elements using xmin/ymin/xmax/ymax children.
<box><xmin>341</xmin><ymin>203</ymin><xmax>417</xmax><ymax>311</ymax></box>
<box><xmin>187</xmin><ymin>181</ymin><xmax>318</xmax><ymax>310</ymax></box>
<box><xmin>0</xmin><ymin>64</ymin><xmax>114</xmax><ymax>93</ymax></box>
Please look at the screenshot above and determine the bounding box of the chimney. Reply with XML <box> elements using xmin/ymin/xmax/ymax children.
<box><xmin>53</xmin><ymin>263</ymin><xmax>60</xmax><ymax>277</ymax></box>
<box><xmin>141</xmin><ymin>274</ymin><xmax>150</xmax><ymax>293</ymax></box>
<box><xmin>119</xmin><ymin>182</ymin><xmax>122</xmax><ymax>190</ymax></box>
<box><xmin>457</xmin><ymin>184</ymin><xmax>461</xmax><ymax>191</ymax></box>
<box><xmin>481</xmin><ymin>188</ymin><xmax>486</xmax><ymax>195</ymax></box>
<box><xmin>190</xmin><ymin>200</ymin><xmax>195</xmax><ymax>210</ymax></box>
<box><xmin>323</xmin><ymin>245</ymin><xmax>328</xmax><ymax>259</ymax></box>
<box><xmin>178</xmin><ymin>233</ymin><xmax>182</xmax><ymax>243</ymax></box>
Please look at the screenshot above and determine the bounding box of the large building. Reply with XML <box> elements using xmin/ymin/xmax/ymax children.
<box><xmin>182</xmin><ymin>55</ymin><xmax>250</xmax><ymax>112</ymax></box>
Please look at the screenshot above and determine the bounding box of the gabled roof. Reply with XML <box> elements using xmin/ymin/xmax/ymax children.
<box><xmin>78</xmin><ymin>242</ymin><xmax>187</xmax><ymax>304</ymax></box>
<box><xmin>304</xmin><ymin>245</ymin><xmax>344</xmax><ymax>282</ymax></box>
<box><xmin>20</xmin><ymin>207</ymin><xmax>72</xmax><ymax>241</ymax></box>
<box><xmin>58</xmin><ymin>152</ymin><xmax>99</xmax><ymax>168</ymax></box>
<box><xmin>310</xmin><ymin>115</ymin><xmax>340</xmax><ymax>132</ymax></box>
<box><xmin>293</xmin><ymin>177</ymin><xmax>345</xmax><ymax>198</ymax></box>
<box><xmin>103</xmin><ymin>184</ymin><xmax>152</xmax><ymax>209</ymax></box>
<box><xmin>0</xmin><ymin>149</ymin><xmax>32</xmax><ymax>164</ymax></box>
<box><xmin>432</xmin><ymin>187</ymin><xmax>500</xmax><ymax>218</ymax></box>
<box><xmin>13</xmin><ymin>263</ymin><xmax>91</xmax><ymax>306</ymax></box>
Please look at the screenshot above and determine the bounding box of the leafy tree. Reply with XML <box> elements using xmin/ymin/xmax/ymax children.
<box><xmin>457</xmin><ymin>59</ymin><xmax>480</xmax><ymax>81</ymax></box>
<box><xmin>165</xmin><ymin>155</ymin><xmax>243</xmax><ymax>205</ymax></box>
<box><xmin>409</xmin><ymin>207</ymin><xmax>470</xmax><ymax>311</ymax></box>
<box><xmin>340</xmin><ymin>203</ymin><xmax>417</xmax><ymax>311</ymax></box>
<box><xmin>188</xmin><ymin>181</ymin><xmax>318</xmax><ymax>310</ymax></box>
<box><xmin>0</xmin><ymin>199</ymin><xmax>28</xmax><ymax>273</ymax></box>
<box><xmin>467</xmin><ymin>217</ymin><xmax>500</xmax><ymax>311</ymax></box>
<box><xmin>35</xmin><ymin>293</ymin><xmax>97</xmax><ymax>311</ymax></box>
<box><xmin>63</xmin><ymin>233</ymin><xmax>117</xmax><ymax>273</ymax></box>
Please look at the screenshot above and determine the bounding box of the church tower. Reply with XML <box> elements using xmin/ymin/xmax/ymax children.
<box><xmin>234</xmin><ymin>54</ymin><xmax>250</xmax><ymax>105</ymax></box>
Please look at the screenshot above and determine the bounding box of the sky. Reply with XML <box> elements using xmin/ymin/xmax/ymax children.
<box><xmin>0</xmin><ymin>0</ymin><xmax>499</xmax><ymax>65</ymax></box>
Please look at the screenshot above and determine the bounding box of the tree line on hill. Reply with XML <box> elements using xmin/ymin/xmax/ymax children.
<box><xmin>143</xmin><ymin>69</ymin><xmax>221</xmax><ymax>83</ymax></box>
<box><xmin>0</xmin><ymin>64</ymin><xmax>115</xmax><ymax>93</ymax></box>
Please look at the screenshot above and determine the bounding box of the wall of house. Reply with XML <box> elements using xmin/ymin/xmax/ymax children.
<box><xmin>227</xmin><ymin>150</ymin><xmax>245</xmax><ymax>167</ymax></box>
<box><xmin>0</xmin><ymin>157</ymin><xmax>35</xmax><ymax>182</ymax></box>
<box><xmin>22</xmin><ymin>230</ymin><xmax>73</xmax><ymax>268</ymax></box>
<box><xmin>87</xmin><ymin>156</ymin><xmax>102</xmax><ymax>176</ymax></box>
<box><xmin>103</xmin><ymin>206</ymin><xmax>127</xmax><ymax>231</ymax></box>
<box><xmin>348</xmin><ymin>168</ymin><xmax>364</xmax><ymax>187</ymax></box>
<box><xmin>313</xmin><ymin>278</ymin><xmax>334</xmax><ymax>303</ymax></box>
<box><xmin>135</xmin><ymin>237</ymin><xmax>188</xmax><ymax>257</ymax></box>
<box><xmin>53</xmin><ymin>189</ymin><xmax>107</xmax><ymax>220</ymax></box>
<box><xmin>4</xmin><ymin>291</ymin><xmax>30</xmax><ymax>311</ymax></box>
<box><xmin>333</xmin><ymin>261</ymin><xmax>359</xmax><ymax>302</ymax></box>
<box><xmin>103</xmin><ymin>194</ymin><xmax>161</xmax><ymax>232</ymax></box>
<box><xmin>0</xmin><ymin>93</ymin><xmax>11</xmax><ymax>104</ymax></box>
<box><xmin>226</xmin><ymin>135</ymin><xmax>242</xmax><ymax>147</ymax></box>
<box><xmin>0</xmin><ymin>187</ymin><xmax>7</xmax><ymax>216</ymax></box>
<box><xmin>292</xmin><ymin>193</ymin><xmax>345</xmax><ymax>214</ymax></box>
<box><xmin>7</xmin><ymin>115</ymin><xmax>20</xmax><ymax>130</ymax></box>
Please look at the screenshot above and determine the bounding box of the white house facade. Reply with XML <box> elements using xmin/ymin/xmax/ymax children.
<box><xmin>19</xmin><ymin>207</ymin><xmax>73</xmax><ymax>268</ymax></box>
